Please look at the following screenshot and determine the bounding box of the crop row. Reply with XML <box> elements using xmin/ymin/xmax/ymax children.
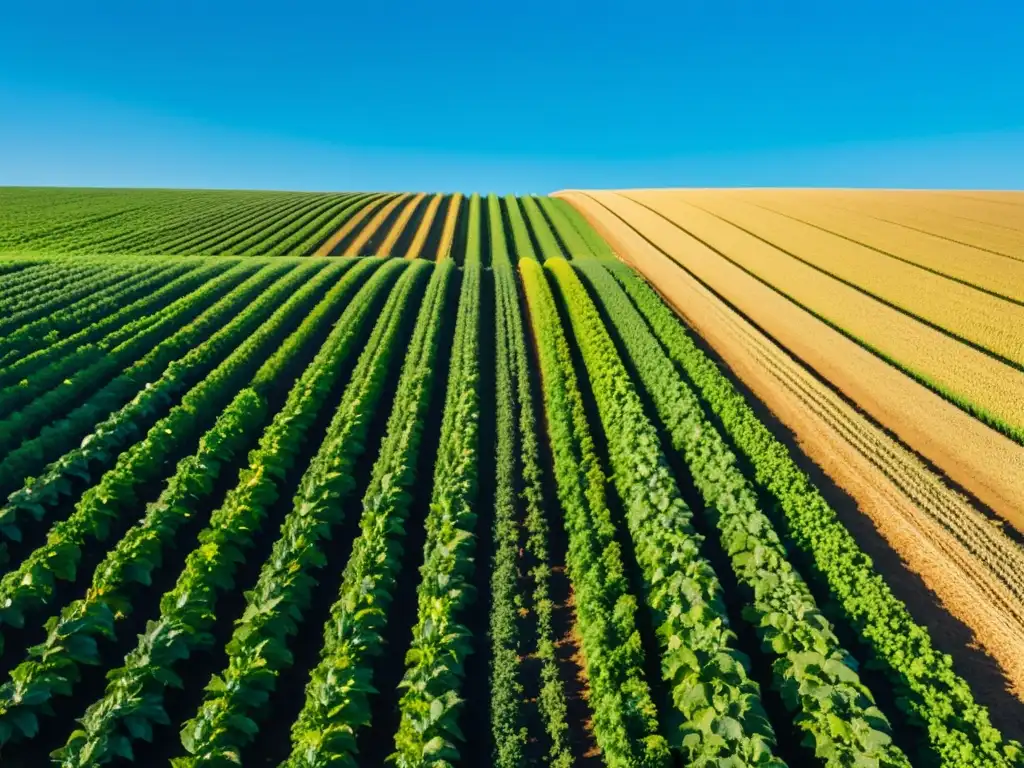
<box><xmin>0</xmin><ymin>211</ymin><xmax>1018</xmax><ymax>768</ymax></box>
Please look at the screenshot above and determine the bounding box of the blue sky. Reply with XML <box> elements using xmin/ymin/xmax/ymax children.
<box><xmin>1</xmin><ymin>0</ymin><xmax>1022</xmax><ymax>193</ymax></box>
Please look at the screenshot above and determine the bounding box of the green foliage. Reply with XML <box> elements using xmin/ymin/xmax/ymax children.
<box><xmin>541</xmin><ymin>198</ymin><xmax>616</xmax><ymax>258</ymax></box>
<box><xmin>390</xmin><ymin>241</ymin><xmax>481</xmax><ymax>766</ymax></box>
<box><xmin>0</xmin><ymin>259</ymin><xmax>363</xmax><ymax>751</ymax></box>
<box><xmin>174</xmin><ymin>260</ymin><xmax>444</xmax><ymax>766</ymax></box>
<box><xmin>0</xmin><ymin>259</ymin><xmax>273</xmax><ymax>500</ymax></box>
<box><xmin>51</xmin><ymin>259</ymin><xmax>409</xmax><ymax>767</ymax></box>
<box><xmin>0</xmin><ymin>188</ymin><xmax>374</xmax><ymax>257</ymax></box>
<box><xmin>598</xmin><ymin>257</ymin><xmax>1024</xmax><ymax>768</ymax></box>
<box><xmin>276</xmin><ymin>261</ymin><xmax>451</xmax><ymax>767</ymax></box>
<box><xmin>548</xmin><ymin>258</ymin><xmax>791</xmax><ymax>767</ymax></box>
<box><xmin>488</xmin><ymin>210</ymin><xmax>574</xmax><ymax>766</ymax></box>
<box><xmin>518</xmin><ymin>195</ymin><xmax>566</xmax><ymax>260</ymax></box>
<box><xmin>502</xmin><ymin>195</ymin><xmax>537</xmax><ymax>261</ymax></box>
<box><xmin>0</xmin><ymin>259</ymin><xmax>228</xmax><ymax>390</ymax></box>
<box><xmin>0</xmin><ymin>263</ymin><xmax>370</xmax><ymax>753</ymax></box>
<box><xmin>533</xmin><ymin>195</ymin><xmax>597</xmax><ymax>258</ymax></box>
<box><xmin>520</xmin><ymin>256</ymin><xmax>670</xmax><ymax>768</ymax></box>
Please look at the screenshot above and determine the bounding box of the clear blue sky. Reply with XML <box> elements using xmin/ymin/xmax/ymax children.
<box><xmin>1</xmin><ymin>0</ymin><xmax>1022</xmax><ymax>193</ymax></box>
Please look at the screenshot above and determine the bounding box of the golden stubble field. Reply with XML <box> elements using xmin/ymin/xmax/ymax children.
<box><xmin>559</xmin><ymin>187</ymin><xmax>1024</xmax><ymax>705</ymax></box>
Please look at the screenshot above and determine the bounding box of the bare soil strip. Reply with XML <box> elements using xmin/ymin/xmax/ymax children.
<box><xmin>404</xmin><ymin>194</ymin><xmax>444</xmax><ymax>259</ymax></box>
<box><xmin>377</xmin><ymin>192</ymin><xmax>426</xmax><ymax>256</ymax></box>
<box><xmin>559</xmin><ymin>190</ymin><xmax>1024</xmax><ymax>713</ymax></box>
<box><xmin>312</xmin><ymin>193</ymin><xmax>392</xmax><ymax>256</ymax></box>
<box><xmin>341</xmin><ymin>193</ymin><xmax>410</xmax><ymax>257</ymax></box>
<box><xmin>436</xmin><ymin>193</ymin><xmax>464</xmax><ymax>261</ymax></box>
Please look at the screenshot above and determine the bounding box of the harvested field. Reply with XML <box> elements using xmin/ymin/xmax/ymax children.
<box><xmin>571</xmin><ymin>198</ymin><xmax>1024</xmax><ymax>694</ymax></box>
<box><xmin>729</xmin><ymin>189</ymin><xmax>1024</xmax><ymax>277</ymax></box>
<box><xmin>562</xmin><ymin>190</ymin><xmax>1024</xmax><ymax>515</ymax></box>
<box><xmin>615</xmin><ymin>191</ymin><xmax>1024</xmax><ymax>440</ymax></box>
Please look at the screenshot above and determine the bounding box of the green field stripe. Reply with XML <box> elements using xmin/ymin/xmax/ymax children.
<box><xmin>560</xmin><ymin>257</ymin><xmax>899</xmax><ymax>766</ymax></box>
<box><xmin>519</xmin><ymin>195</ymin><xmax>566</xmax><ymax>260</ymax></box>
<box><xmin>174</xmin><ymin>260</ymin><xmax>446</xmax><ymax>765</ymax></box>
<box><xmin>52</xmin><ymin>259</ymin><xmax>407</xmax><ymax>766</ymax></box>
<box><xmin>502</xmin><ymin>194</ymin><xmax>538</xmax><ymax>260</ymax></box>
<box><xmin>245</xmin><ymin>193</ymin><xmax>356</xmax><ymax>256</ymax></box>
<box><xmin>207</xmin><ymin>194</ymin><xmax>339</xmax><ymax>255</ymax></box>
<box><xmin>0</xmin><ymin>259</ymin><xmax>230</xmax><ymax>386</ymax></box>
<box><xmin>548</xmin><ymin>197</ymin><xmax>617</xmax><ymax>258</ymax></box>
<box><xmin>135</xmin><ymin>195</ymin><xmax>299</xmax><ymax>255</ymax></box>
<box><xmin>519</xmin><ymin>256</ymin><xmax>670</xmax><ymax>767</ymax></box>
<box><xmin>0</xmin><ymin>260</ymin><xmax>358</xmax><ymax>747</ymax></box>
<box><xmin>169</xmin><ymin>195</ymin><xmax>315</xmax><ymax>255</ymax></box>
<box><xmin>0</xmin><ymin>261</ymin><xmax>273</xmax><ymax>497</ymax></box>
<box><xmin>536</xmin><ymin>196</ymin><xmax>600</xmax><ymax>257</ymax></box>
<box><xmin>600</xmin><ymin>258</ymin><xmax>1024</xmax><ymax>768</ymax></box>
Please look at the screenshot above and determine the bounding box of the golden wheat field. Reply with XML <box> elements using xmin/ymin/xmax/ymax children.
<box><xmin>559</xmin><ymin>187</ymin><xmax>1024</xmax><ymax>704</ymax></box>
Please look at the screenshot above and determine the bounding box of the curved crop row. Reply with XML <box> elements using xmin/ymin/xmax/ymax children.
<box><xmin>72</xmin><ymin>197</ymin><xmax>254</xmax><ymax>255</ymax></box>
<box><xmin>0</xmin><ymin>261</ymin><xmax>73</xmax><ymax>302</ymax></box>
<box><xmin>543</xmin><ymin>197</ymin><xmax>616</xmax><ymax>258</ymax></box>
<box><xmin>257</xmin><ymin>194</ymin><xmax>365</xmax><ymax>256</ymax></box>
<box><xmin>0</xmin><ymin>261</ymin><xmax>275</xmax><ymax>501</ymax></box>
<box><xmin>159</xmin><ymin>196</ymin><xmax>305</xmax><ymax>256</ymax></box>
<box><xmin>503</xmin><ymin>195</ymin><xmax>537</xmax><ymax>260</ymax></box>
<box><xmin>0</xmin><ymin>261</ymin><xmax>335</xmax><ymax>655</ymax></box>
<box><xmin>534</xmin><ymin>196</ymin><xmax>596</xmax><ymax>258</ymax></box>
<box><xmin>0</xmin><ymin>260</ymin><xmax>272</xmax><ymax>466</ymax></box>
<box><xmin>211</xmin><ymin>195</ymin><xmax>345</xmax><ymax>256</ymax></box>
<box><xmin>0</xmin><ymin>259</ymin><xmax>199</xmax><ymax>369</ymax></box>
<box><xmin>519</xmin><ymin>195</ymin><xmax>565</xmax><ymax>260</ymax></box>
<box><xmin>0</xmin><ymin>262</ymin><xmax>196</xmax><ymax>409</ymax></box>
<box><xmin>0</xmin><ymin>259</ymin><xmax>362</xmax><ymax>747</ymax></box>
<box><xmin>0</xmin><ymin>266</ymin><xmax>334</xmax><ymax>538</ymax></box>
<box><xmin>0</xmin><ymin>262</ymin><xmax>107</xmax><ymax>313</ymax></box>
<box><xmin>0</xmin><ymin>260</ymin><xmax>231</xmax><ymax>390</ymax></box>
<box><xmin>0</xmin><ymin>262</ymin><xmax>139</xmax><ymax>333</ymax></box>
<box><xmin>174</xmin><ymin>259</ymin><xmax>443</xmax><ymax>765</ymax></box>
<box><xmin>50</xmin><ymin>259</ymin><xmax>410</xmax><ymax>766</ymax></box>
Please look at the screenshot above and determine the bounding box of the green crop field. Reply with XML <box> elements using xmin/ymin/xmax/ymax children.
<box><xmin>0</xmin><ymin>187</ymin><xmax>1020</xmax><ymax>768</ymax></box>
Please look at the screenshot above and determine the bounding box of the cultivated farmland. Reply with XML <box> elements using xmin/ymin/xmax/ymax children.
<box><xmin>0</xmin><ymin>187</ymin><xmax>1021</xmax><ymax>768</ymax></box>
